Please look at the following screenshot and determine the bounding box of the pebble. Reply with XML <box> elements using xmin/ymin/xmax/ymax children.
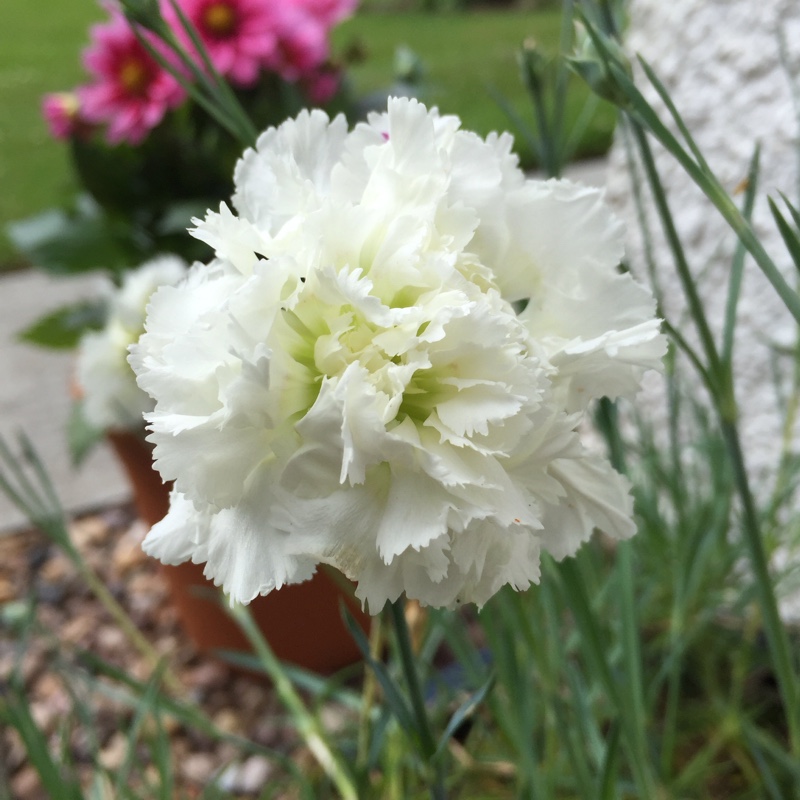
<box><xmin>183</xmin><ymin>660</ymin><xmax>229</xmax><ymax>691</ymax></box>
<box><xmin>0</xmin><ymin>575</ymin><xmax>16</xmax><ymax>602</ymax></box>
<box><xmin>1</xmin><ymin>514</ymin><xmax>308</xmax><ymax>797</ymax></box>
<box><xmin>38</xmin><ymin>553</ymin><xmax>76</xmax><ymax>584</ymax></box>
<box><xmin>71</xmin><ymin>516</ymin><xmax>110</xmax><ymax>548</ymax></box>
<box><xmin>99</xmin><ymin>731</ymin><xmax>128</xmax><ymax>771</ymax></box>
<box><xmin>212</xmin><ymin>708</ymin><xmax>241</xmax><ymax>735</ymax></box>
<box><xmin>11</xmin><ymin>765</ymin><xmax>42</xmax><ymax>798</ymax></box>
<box><xmin>61</xmin><ymin>613</ymin><xmax>97</xmax><ymax>646</ymax></box>
<box><xmin>96</xmin><ymin>624</ymin><xmax>127</xmax><ymax>653</ymax></box>
<box><xmin>181</xmin><ymin>752</ymin><xmax>216</xmax><ymax>784</ymax></box>
<box><xmin>238</xmin><ymin>755</ymin><xmax>274</xmax><ymax>793</ymax></box>
<box><xmin>112</xmin><ymin>536</ymin><xmax>148</xmax><ymax>575</ymax></box>
<box><xmin>217</xmin><ymin>755</ymin><xmax>273</xmax><ymax>793</ymax></box>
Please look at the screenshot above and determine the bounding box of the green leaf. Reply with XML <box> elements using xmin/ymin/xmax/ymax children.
<box><xmin>434</xmin><ymin>672</ymin><xmax>495</xmax><ymax>758</ymax></box>
<box><xmin>341</xmin><ymin>604</ymin><xmax>418</xmax><ymax>739</ymax></box>
<box><xmin>598</xmin><ymin>723</ymin><xmax>622</xmax><ymax>800</ymax></box>
<box><xmin>778</xmin><ymin>191</ymin><xmax>800</xmax><ymax>230</ymax></box>
<box><xmin>19</xmin><ymin>301</ymin><xmax>106</xmax><ymax>350</ymax></box>
<box><xmin>769</xmin><ymin>195</ymin><xmax>800</xmax><ymax>273</ymax></box>
<box><xmin>67</xmin><ymin>400</ymin><xmax>104</xmax><ymax>466</ymax></box>
<box><xmin>7</xmin><ymin>207</ymin><xmax>142</xmax><ymax>277</ymax></box>
<box><xmin>0</xmin><ymin>687</ymin><xmax>83</xmax><ymax>800</ymax></box>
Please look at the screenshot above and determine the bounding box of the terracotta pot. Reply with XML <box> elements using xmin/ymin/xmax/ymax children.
<box><xmin>107</xmin><ymin>431</ymin><xmax>369</xmax><ymax>673</ymax></box>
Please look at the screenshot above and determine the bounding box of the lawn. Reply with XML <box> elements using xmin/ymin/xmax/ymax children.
<box><xmin>0</xmin><ymin>0</ymin><xmax>104</xmax><ymax>268</ymax></box>
<box><xmin>332</xmin><ymin>10</ymin><xmax>615</xmax><ymax>162</ymax></box>
<box><xmin>0</xmin><ymin>4</ymin><xmax>615</xmax><ymax>269</ymax></box>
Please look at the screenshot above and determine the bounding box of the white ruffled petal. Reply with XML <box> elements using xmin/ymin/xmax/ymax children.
<box><xmin>130</xmin><ymin>99</ymin><xmax>663</xmax><ymax>612</ymax></box>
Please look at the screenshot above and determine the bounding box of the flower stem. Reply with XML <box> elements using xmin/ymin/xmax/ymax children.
<box><xmin>229</xmin><ymin>603</ymin><xmax>359</xmax><ymax>800</ymax></box>
<box><xmin>389</xmin><ymin>598</ymin><xmax>446</xmax><ymax>800</ymax></box>
<box><xmin>357</xmin><ymin>611</ymin><xmax>384</xmax><ymax>769</ymax></box>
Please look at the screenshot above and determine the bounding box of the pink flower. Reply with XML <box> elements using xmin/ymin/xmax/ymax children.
<box><xmin>303</xmin><ymin>66</ymin><xmax>340</xmax><ymax>104</ymax></box>
<box><xmin>269</xmin><ymin>5</ymin><xmax>328</xmax><ymax>81</ymax></box>
<box><xmin>287</xmin><ymin>0</ymin><xmax>358</xmax><ymax>27</ymax></box>
<box><xmin>42</xmin><ymin>93</ymin><xmax>89</xmax><ymax>140</ymax></box>
<box><xmin>169</xmin><ymin>0</ymin><xmax>280</xmax><ymax>87</ymax></box>
<box><xmin>79</xmin><ymin>9</ymin><xmax>185</xmax><ymax>145</ymax></box>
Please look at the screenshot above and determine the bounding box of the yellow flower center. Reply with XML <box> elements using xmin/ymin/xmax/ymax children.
<box><xmin>202</xmin><ymin>2</ymin><xmax>237</xmax><ymax>36</ymax></box>
<box><xmin>118</xmin><ymin>58</ymin><xmax>149</xmax><ymax>95</ymax></box>
<box><xmin>56</xmin><ymin>92</ymin><xmax>80</xmax><ymax>118</ymax></box>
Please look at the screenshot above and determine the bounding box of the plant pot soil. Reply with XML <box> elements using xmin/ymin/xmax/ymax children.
<box><xmin>106</xmin><ymin>431</ymin><xmax>369</xmax><ymax>673</ymax></box>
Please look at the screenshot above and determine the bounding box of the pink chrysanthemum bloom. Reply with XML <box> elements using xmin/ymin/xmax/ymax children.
<box><xmin>270</xmin><ymin>5</ymin><xmax>328</xmax><ymax>81</ymax></box>
<box><xmin>79</xmin><ymin>9</ymin><xmax>185</xmax><ymax>145</ymax></box>
<box><xmin>169</xmin><ymin>0</ymin><xmax>279</xmax><ymax>87</ymax></box>
<box><xmin>303</xmin><ymin>66</ymin><xmax>340</xmax><ymax>104</ymax></box>
<box><xmin>42</xmin><ymin>92</ymin><xmax>87</xmax><ymax>140</ymax></box>
<box><xmin>287</xmin><ymin>0</ymin><xmax>358</xmax><ymax>27</ymax></box>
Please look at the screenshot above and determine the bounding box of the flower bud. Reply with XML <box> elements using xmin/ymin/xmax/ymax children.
<box><xmin>118</xmin><ymin>0</ymin><xmax>166</xmax><ymax>33</ymax></box>
<box><xmin>519</xmin><ymin>38</ymin><xmax>550</xmax><ymax>97</ymax></box>
<box><xmin>568</xmin><ymin>22</ymin><xmax>632</xmax><ymax>108</ymax></box>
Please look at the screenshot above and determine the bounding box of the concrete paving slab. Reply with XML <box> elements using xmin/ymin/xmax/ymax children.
<box><xmin>0</xmin><ymin>270</ymin><xmax>129</xmax><ymax>533</ymax></box>
<box><xmin>0</xmin><ymin>159</ymin><xmax>609</xmax><ymax>535</ymax></box>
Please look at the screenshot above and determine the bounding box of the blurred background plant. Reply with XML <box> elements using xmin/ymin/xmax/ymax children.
<box><xmin>6</xmin><ymin>0</ymin><xmax>357</xmax><ymax>289</ymax></box>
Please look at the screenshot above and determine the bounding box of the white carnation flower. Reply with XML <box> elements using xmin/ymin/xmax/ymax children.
<box><xmin>131</xmin><ymin>98</ymin><xmax>666</xmax><ymax>611</ymax></box>
<box><xmin>77</xmin><ymin>255</ymin><xmax>188</xmax><ymax>431</ymax></box>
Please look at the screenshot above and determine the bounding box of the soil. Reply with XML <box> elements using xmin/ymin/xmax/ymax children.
<box><xmin>0</xmin><ymin>506</ymin><xmax>350</xmax><ymax>799</ymax></box>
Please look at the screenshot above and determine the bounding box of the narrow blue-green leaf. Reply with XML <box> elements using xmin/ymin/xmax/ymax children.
<box><xmin>742</xmin><ymin>729</ymin><xmax>786</xmax><ymax>800</ymax></box>
<box><xmin>616</xmin><ymin>541</ymin><xmax>648</xmax><ymax>754</ymax></box>
<box><xmin>741</xmin><ymin>719</ymin><xmax>800</xmax><ymax>783</ymax></box>
<box><xmin>367</xmin><ymin>706</ymin><xmax>394</xmax><ymax>770</ymax></box>
<box><xmin>72</xmin><ymin>648</ymin><xmax>293</xmax><ymax>765</ymax></box>
<box><xmin>598</xmin><ymin>723</ymin><xmax>622</xmax><ymax>800</ymax></box>
<box><xmin>67</xmin><ymin>401</ymin><xmax>104</xmax><ymax>467</ymax></box>
<box><xmin>214</xmin><ymin>648</ymin><xmax>362</xmax><ymax>711</ymax></box>
<box><xmin>486</xmin><ymin>82</ymin><xmax>542</xmax><ymax>167</ymax></box>
<box><xmin>778</xmin><ymin>191</ymin><xmax>800</xmax><ymax>230</ymax></box>
<box><xmin>720</xmin><ymin>420</ymin><xmax>800</xmax><ymax>753</ymax></box>
<box><xmin>114</xmin><ymin>664</ymin><xmax>168</xmax><ymax>795</ymax></box>
<box><xmin>630</xmin><ymin>124</ymin><xmax>723</xmax><ymax>389</ymax></box>
<box><xmin>341</xmin><ymin>605</ymin><xmax>418</xmax><ymax>739</ymax></box>
<box><xmin>151</xmin><ymin>709</ymin><xmax>175</xmax><ymax>800</ymax></box>
<box><xmin>576</xmin><ymin>15</ymin><xmax>800</xmax><ymax>326</ymax></box>
<box><xmin>636</xmin><ymin>55</ymin><xmax>711</xmax><ymax>174</ymax></box>
<box><xmin>769</xmin><ymin>196</ymin><xmax>800</xmax><ymax>273</ymax></box>
<box><xmin>18</xmin><ymin>430</ymin><xmax>62</xmax><ymax>515</ymax></box>
<box><xmin>722</xmin><ymin>144</ymin><xmax>760</xmax><ymax>365</ymax></box>
<box><xmin>0</xmin><ymin>434</ymin><xmax>70</xmax><ymax>552</ymax></box>
<box><xmin>0</xmin><ymin>691</ymin><xmax>83</xmax><ymax>799</ymax></box>
<box><xmin>434</xmin><ymin>672</ymin><xmax>495</xmax><ymax>759</ymax></box>
<box><xmin>558</xmin><ymin>558</ymin><xmax>659</xmax><ymax>796</ymax></box>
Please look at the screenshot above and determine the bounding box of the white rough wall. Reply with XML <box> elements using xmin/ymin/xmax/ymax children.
<box><xmin>608</xmin><ymin>0</ymin><xmax>800</xmax><ymax>496</ymax></box>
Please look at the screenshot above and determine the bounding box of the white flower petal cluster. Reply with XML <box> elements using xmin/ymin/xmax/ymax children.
<box><xmin>77</xmin><ymin>255</ymin><xmax>188</xmax><ymax>431</ymax></box>
<box><xmin>131</xmin><ymin>98</ymin><xmax>666</xmax><ymax>611</ymax></box>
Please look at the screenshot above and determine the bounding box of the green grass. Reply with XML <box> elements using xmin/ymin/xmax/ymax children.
<box><xmin>333</xmin><ymin>10</ymin><xmax>615</xmax><ymax>163</ymax></box>
<box><xmin>0</xmin><ymin>5</ymin><xmax>615</xmax><ymax>269</ymax></box>
<box><xmin>0</xmin><ymin>0</ymin><xmax>104</xmax><ymax>268</ymax></box>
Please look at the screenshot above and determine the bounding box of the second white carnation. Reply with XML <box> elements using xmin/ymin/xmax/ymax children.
<box><xmin>77</xmin><ymin>255</ymin><xmax>188</xmax><ymax>431</ymax></box>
